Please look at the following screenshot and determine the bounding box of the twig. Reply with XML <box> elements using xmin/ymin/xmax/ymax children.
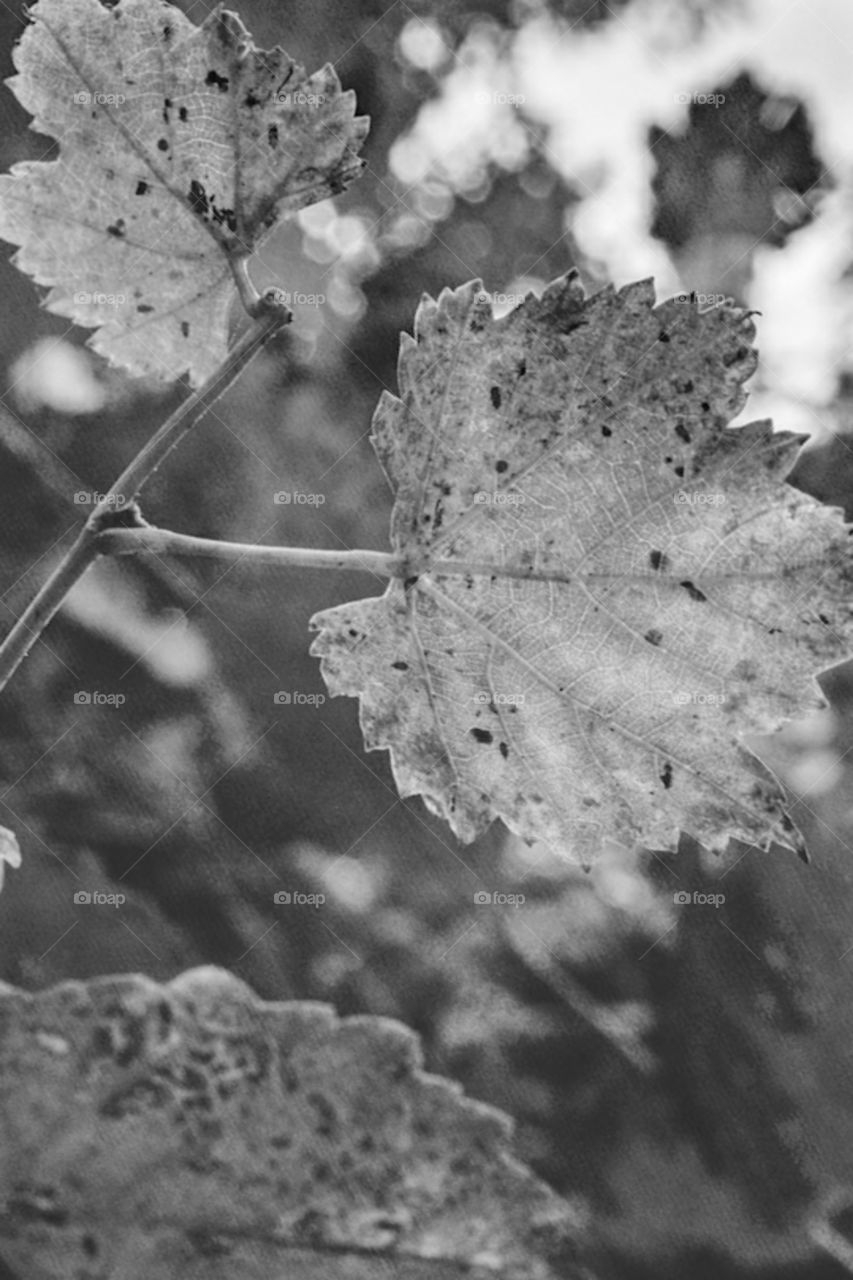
<box><xmin>0</xmin><ymin>301</ymin><xmax>289</xmax><ymax>693</ymax></box>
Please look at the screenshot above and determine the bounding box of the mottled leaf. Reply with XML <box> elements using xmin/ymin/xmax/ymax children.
<box><xmin>0</xmin><ymin>0</ymin><xmax>368</xmax><ymax>383</ymax></box>
<box><xmin>0</xmin><ymin>966</ymin><xmax>580</xmax><ymax>1279</ymax></box>
<box><xmin>311</xmin><ymin>273</ymin><xmax>853</xmax><ymax>860</ymax></box>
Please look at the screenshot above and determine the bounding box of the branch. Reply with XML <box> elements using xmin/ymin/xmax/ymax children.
<box><xmin>0</xmin><ymin>301</ymin><xmax>289</xmax><ymax>693</ymax></box>
<box><xmin>97</xmin><ymin>527</ymin><xmax>404</xmax><ymax>578</ymax></box>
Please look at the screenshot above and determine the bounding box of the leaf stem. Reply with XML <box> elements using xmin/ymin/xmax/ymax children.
<box><xmin>96</xmin><ymin>526</ymin><xmax>404</xmax><ymax>578</ymax></box>
<box><xmin>0</xmin><ymin>305</ymin><xmax>289</xmax><ymax>693</ymax></box>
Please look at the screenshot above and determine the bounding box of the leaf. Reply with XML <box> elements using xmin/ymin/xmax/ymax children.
<box><xmin>0</xmin><ymin>966</ymin><xmax>581</xmax><ymax>1279</ymax></box>
<box><xmin>0</xmin><ymin>0</ymin><xmax>368</xmax><ymax>385</ymax></box>
<box><xmin>310</xmin><ymin>273</ymin><xmax>853</xmax><ymax>860</ymax></box>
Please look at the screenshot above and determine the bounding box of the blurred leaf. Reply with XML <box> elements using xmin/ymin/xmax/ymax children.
<box><xmin>0</xmin><ymin>0</ymin><xmax>368</xmax><ymax>383</ymax></box>
<box><xmin>0</xmin><ymin>965</ymin><xmax>582</xmax><ymax>1278</ymax></box>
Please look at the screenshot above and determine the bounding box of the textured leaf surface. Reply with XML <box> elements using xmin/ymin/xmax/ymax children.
<box><xmin>311</xmin><ymin>273</ymin><xmax>853</xmax><ymax>860</ymax></box>
<box><xmin>0</xmin><ymin>966</ymin><xmax>579</xmax><ymax>1279</ymax></box>
<box><xmin>0</xmin><ymin>0</ymin><xmax>367</xmax><ymax>384</ymax></box>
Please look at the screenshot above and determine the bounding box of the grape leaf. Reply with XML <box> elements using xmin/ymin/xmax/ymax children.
<box><xmin>0</xmin><ymin>966</ymin><xmax>581</xmax><ymax>1280</ymax></box>
<box><xmin>310</xmin><ymin>273</ymin><xmax>853</xmax><ymax>860</ymax></box>
<box><xmin>0</xmin><ymin>0</ymin><xmax>368</xmax><ymax>384</ymax></box>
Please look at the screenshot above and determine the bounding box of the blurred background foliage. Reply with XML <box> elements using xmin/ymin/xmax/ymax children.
<box><xmin>4</xmin><ymin>0</ymin><xmax>853</xmax><ymax>1276</ymax></box>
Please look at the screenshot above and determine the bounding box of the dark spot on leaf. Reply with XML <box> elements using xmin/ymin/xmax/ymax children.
<box><xmin>268</xmin><ymin>124</ymin><xmax>279</xmax><ymax>148</ymax></box>
<box><xmin>499</xmin><ymin>741</ymin><xmax>509</xmax><ymax>759</ymax></box>
<box><xmin>644</xmin><ymin>628</ymin><xmax>663</xmax><ymax>646</ymax></box>
<box><xmin>205</xmin><ymin>69</ymin><xmax>229</xmax><ymax>92</ymax></box>
<box><xmin>181</xmin><ymin>321</ymin><xmax>190</xmax><ymax>338</ymax></box>
<box><xmin>675</xmin><ymin>423</ymin><xmax>691</xmax><ymax>443</ymax></box>
<box><xmin>471</xmin><ymin>728</ymin><xmax>493</xmax><ymax>744</ymax></box>
<box><xmin>701</xmin><ymin>400</ymin><xmax>710</xmax><ymax>412</ymax></box>
<box><xmin>495</xmin><ymin>459</ymin><xmax>508</xmax><ymax>473</ymax></box>
<box><xmin>391</xmin><ymin>661</ymin><xmax>408</xmax><ymax>670</ymax></box>
<box><xmin>658</xmin><ymin>331</ymin><xmax>670</xmax><ymax>343</ymax></box>
<box><xmin>245</xmin><ymin>90</ymin><xmax>262</xmax><ymax>108</ymax></box>
<box><xmin>136</xmin><ymin>304</ymin><xmax>153</xmax><ymax>313</ymax></box>
<box><xmin>135</xmin><ymin>180</ymin><xmax>149</xmax><ymax>196</ymax></box>
<box><xmin>188</xmin><ymin>179</ymin><xmax>209</xmax><ymax>218</ymax></box>
<box><xmin>601</xmin><ymin>424</ymin><xmax>612</xmax><ymax>437</ymax></box>
<box><xmin>649</xmin><ymin>549</ymin><xmax>668</xmax><ymax>571</ymax></box>
<box><xmin>660</xmin><ymin>762</ymin><xmax>673</xmax><ymax>789</ymax></box>
<box><xmin>179</xmin><ymin>106</ymin><xmax>188</xmax><ymax>122</ymax></box>
<box><xmin>163</xmin><ymin>22</ymin><xmax>172</xmax><ymax>39</ymax></box>
<box><xmin>106</xmin><ymin>219</ymin><xmax>125</xmax><ymax>238</ymax></box>
<box><xmin>163</xmin><ymin>97</ymin><xmax>171</xmax><ymax>124</ymax></box>
<box><xmin>404</xmin><ymin>576</ymin><xmax>418</xmax><ymax>591</ymax></box>
<box><xmin>157</xmin><ymin>138</ymin><xmax>169</xmax><ymax>152</ymax></box>
<box><xmin>674</xmin><ymin>465</ymin><xmax>685</xmax><ymax>477</ymax></box>
<box><xmin>680</xmin><ymin>580</ymin><xmax>707</xmax><ymax>603</ymax></box>
<box><xmin>517</xmin><ymin>358</ymin><xmax>527</xmax><ymax>376</ymax></box>
<box><xmin>490</xmin><ymin>385</ymin><xmax>501</xmax><ymax>409</ymax></box>
<box><xmin>819</xmin><ymin>613</ymin><xmax>831</xmax><ymax>624</ymax></box>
